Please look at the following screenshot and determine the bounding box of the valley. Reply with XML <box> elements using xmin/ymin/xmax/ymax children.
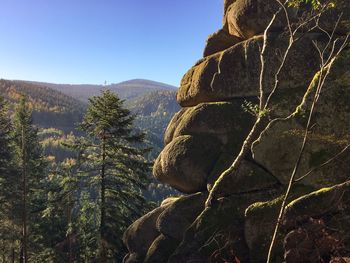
<box><xmin>0</xmin><ymin>78</ymin><xmax>180</xmax><ymax>202</ymax></box>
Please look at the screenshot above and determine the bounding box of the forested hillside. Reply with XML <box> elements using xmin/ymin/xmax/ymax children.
<box><xmin>2</xmin><ymin>79</ymin><xmax>180</xmax><ymax>159</ymax></box>
<box><xmin>0</xmin><ymin>91</ymin><xmax>159</xmax><ymax>262</ymax></box>
<box><xmin>128</xmin><ymin>90</ymin><xmax>180</xmax><ymax>158</ymax></box>
<box><xmin>0</xmin><ymin>79</ymin><xmax>181</xmax><ymax>261</ymax></box>
<box><xmin>0</xmin><ymin>78</ymin><xmax>179</xmax><ymax>199</ymax></box>
<box><xmin>0</xmin><ymin>79</ymin><xmax>85</xmax><ymax>132</ymax></box>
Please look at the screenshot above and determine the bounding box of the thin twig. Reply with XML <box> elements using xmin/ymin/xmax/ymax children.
<box><xmin>295</xmin><ymin>144</ymin><xmax>350</xmax><ymax>183</ymax></box>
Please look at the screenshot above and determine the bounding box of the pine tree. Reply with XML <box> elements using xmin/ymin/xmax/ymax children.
<box><xmin>60</xmin><ymin>159</ymin><xmax>77</xmax><ymax>263</ymax></box>
<box><xmin>55</xmin><ymin>157</ymin><xmax>81</xmax><ymax>262</ymax></box>
<box><xmin>77</xmin><ymin>191</ymin><xmax>99</xmax><ymax>261</ymax></box>
<box><xmin>0</xmin><ymin>96</ymin><xmax>19</xmax><ymax>262</ymax></box>
<box><xmin>13</xmin><ymin>96</ymin><xmax>46</xmax><ymax>263</ymax></box>
<box><xmin>0</xmin><ymin>96</ymin><xmax>13</xmax><ymax>194</ymax></box>
<box><xmin>78</xmin><ymin>90</ymin><xmax>151</xmax><ymax>261</ymax></box>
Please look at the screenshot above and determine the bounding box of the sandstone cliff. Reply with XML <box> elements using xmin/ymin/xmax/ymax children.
<box><xmin>124</xmin><ymin>1</ymin><xmax>350</xmax><ymax>262</ymax></box>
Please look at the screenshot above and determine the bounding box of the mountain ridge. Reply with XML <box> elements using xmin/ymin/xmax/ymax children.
<box><xmin>22</xmin><ymin>78</ymin><xmax>178</xmax><ymax>102</ymax></box>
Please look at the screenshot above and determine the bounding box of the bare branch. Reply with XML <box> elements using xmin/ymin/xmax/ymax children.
<box><xmin>294</xmin><ymin>144</ymin><xmax>350</xmax><ymax>183</ymax></box>
<box><xmin>266</xmin><ymin>32</ymin><xmax>349</xmax><ymax>263</ymax></box>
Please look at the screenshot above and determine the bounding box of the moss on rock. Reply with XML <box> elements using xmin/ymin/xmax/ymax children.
<box><xmin>164</xmin><ymin>100</ymin><xmax>254</xmax><ymax>147</ymax></box>
<box><xmin>244</xmin><ymin>184</ymin><xmax>316</xmax><ymax>263</ymax></box>
<box><xmin>177</xmin><ymin>34</ymin><xmax>323</xmax><ymax>107</ymax></box>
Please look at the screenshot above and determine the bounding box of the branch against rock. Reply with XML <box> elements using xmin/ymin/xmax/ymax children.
<box><xmin>206</xmin><ymin>0</ymin><xmax>328</xmax><ymax>207</ymax></box>
<box><xmin>266</xmin><ymin>29</ymin><xmax>349</xmax><ymax>263</ymax></box>
<box><xmin>294</xmin><ymin>144</ymin><xmax>350</xmax><ymax>183</ymax></box>
<box><xmin>204</xmin><ymin>1</ymin><xmax>349</xmax><ymax>260</ymax></box>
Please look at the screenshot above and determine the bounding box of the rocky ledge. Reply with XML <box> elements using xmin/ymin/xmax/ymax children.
<box><xmin>124</xmin><ymin>0</ymin><xmax>350</xmax><ymax>262</ymax></box>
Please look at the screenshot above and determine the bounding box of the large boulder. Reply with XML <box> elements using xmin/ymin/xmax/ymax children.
<box><xmin>169</xmin><ymin>188</ymin><xmax>282</xmax><ymax>263</ymax></box>
<box><xmin>157</xmin><ymin>192</ymin><xmax>207</xmax><ymax>241</ymax></box>
<box><xmin>282</xmin><ymin>181</ymin><xmax>350</xmax><ymax>262</ymax></box>
<box><xmin>177</xmin><ymin>52</ymin><xmax>221</xmax><ymax>107</ymax></box>
<box><xmin>144</xmin><ymin>235</ymin><xmax>179</xmax><ymax>263</ymax></box>
<box><xmin>244</xmin><ymin>181</ymin><xmax>350</xmax><ymax>262</ymax></box>
<box><xmin>164</xmin><ymin>101</ymin><xmax>254</xmax><ymax>147</ymax></box>
<box><xmin>153</xmin><ymin>135</ymin><xmax>223</xmax><ymax>193</ymax></box>
<box><xmin>207</xmin><ymin>158</ymin><xmax>281</xmax><ymax>194</ymax></box>
<box><xmin>177</xmin><ymin>33</ymin><xmax>322</xmax><ymax>107</ymax></box>
<box><xmin>203</xmin><ymin>28</ymin><xmax>241</xmax><ymax>57</ymax></box>
<box><xmin>226</xmin><ymin>0</ymin><xmax>288</xmax><ymax>39</ymax></box>
<box><xmin>244</xmin><ymin>184</ymin><xmax>316</xmax><ymax>263</ymax></box>
<box><xmin>123</xmin><ymin>204</ymin><xmax>173</xmax><ymax>263</ymax></box>
<box><xmin>224</xmin><ymin>0</ymin><xmax>236</xmax><ymax>15</ymax></box>
<box><xmin>124</xmin><ymin>1</ymin><xmax>350</xmax><ymax>262</ymax></box>
<box><xmin>283</xmin><ymin>181</ymin><xmax>350</xmax><ymax>229</ymax></box>
<box><xmin>225</xmin><ymin>0</ymin><xmax>350</xmax><ymax>39</ymax></box>
<box><xmin>252</xmin><ymin>65</ymin><xmax>350</xmax><ymax>188</ymax></box>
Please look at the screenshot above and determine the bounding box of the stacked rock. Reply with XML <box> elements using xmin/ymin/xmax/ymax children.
<box><xmin>124</xmin><ymin>1</ymin><xmax>350</xmax><ymax>262</ymax></box>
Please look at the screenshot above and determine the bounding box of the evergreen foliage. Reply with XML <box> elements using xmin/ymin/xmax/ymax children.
<box><xmin>0</xmin><ymin>96</ymin><xmax>47</xmax><ymax>262</ymax></box>
<box><xmin>77</xmin><ymin>90</ymin><xmax>152</xmax><ymax>261</ymax></box>
<box><xmin>0</xmin><ymin>96</ymin><xmax>19</xmax><ymax>262</ymax></box>
<box><xmin>0</xmin><ymin>87</ymin><xmax>176</xmax><ymax>261</ymax></box>
<box><xmin>12</xmin><ymin>96</ymin><xmax>47</xmax><ymax>262</ymax></box>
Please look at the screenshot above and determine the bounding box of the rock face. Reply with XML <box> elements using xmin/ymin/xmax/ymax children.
<box><xmin>177</xmin><ymin>33</ymin><xmax>323</xmax><ymax>107</ymax></box>
<box><xmin>124</xmin><ymin>1</ymin><xmax>350</xmax><ymax>262</ymax></box>
<box><xmin>226</xmin><ymin>0</ymin><xmax>287</xmax><ymax>38</ymax></box>
<box><xmin>123</xmin><ymin>205</ymin><xmax>171</xmax><ymax>263</ymax></box>
<box><xmin>224</xmin><ymin>0</ymin><xmax>350</xmax><ymax>39</ymax></box>
<box><xmin>123</xmin><ymin>193</ymin><xmax>208</xmax><ymax>262</ymax></box>
<box><xmin>164</xmin><ymin>101</ymin><xmax>254</xmax><ymax>145</ymax></box>
<box><xmin>156</xmin><ymin>192</ymin><xmax>207</xmax><ymax>241</ymax></box>
<box><xmin>282</xmin><ymin>181</ymin><xmax>350</xmax><ymax>262</ymax></box>
<box><xmin>203</xmin><ymin>29</ymin><xmax>241</xmax><ymax>57</ymax></box>
<box><xmin>244</xmin><ymin>181</ymin><xmax>350</xmax><ymax>262</ymax></box>
<box><xmin>153</xmin><ymin>135</ymin><xmax>223</xmax><ymax>193</ymax></box>
<box><xmin>252</xmin><ymin>51</ymin><xmax>350</xmax><ymax>188</ymax></box>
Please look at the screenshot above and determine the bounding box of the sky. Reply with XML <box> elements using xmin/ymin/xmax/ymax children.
<box><xmin>0</xmin><ymin>0</ymin><xmax>223</xmax><ymax>87</ymax></box>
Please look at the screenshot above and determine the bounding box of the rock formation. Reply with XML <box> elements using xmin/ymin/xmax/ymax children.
<box><xmin>124</xmin><ymin>1</ymin><xmax>350</xmax><ymax>262</ymax></box>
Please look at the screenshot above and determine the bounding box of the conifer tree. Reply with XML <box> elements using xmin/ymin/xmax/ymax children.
<box><xmin>53</xmin><ymin>157</ymin><xmax>82</xmax><ymax>262</ymax></box>
<box><xmin>13</xmin><ymin>96</ymin><xmax>46</xmax><ymax>263</ymax></box>
<box><xmin>78</xmin><ymin>90</ymin><xmax>151</xmax><ymax>261</ymax></box>
<box><xmin>0</xmin><ymin>96</ymin><xmax>19</xmax><ymax>262</ymax></box>
<box><xmin>0</xmin><ymin>96</ymin><xmax>13</xmax><ymax>191</ymax></box>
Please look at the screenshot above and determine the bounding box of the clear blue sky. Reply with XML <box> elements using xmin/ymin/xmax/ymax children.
<box><xmin>0</xmin><ymin>0</ymin><xmax>223</xmax><ymax>87</ymax></box>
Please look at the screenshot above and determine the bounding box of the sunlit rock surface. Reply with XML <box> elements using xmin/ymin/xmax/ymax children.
<box><xmin>124</xmin><ymin>0</ymin><xmax>350</xmax><ymax>261</ymax></box>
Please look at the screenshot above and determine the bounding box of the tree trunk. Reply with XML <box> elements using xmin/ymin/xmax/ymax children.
<box><xmin>206</xmin><ymin>117</ymin><xmax>264</xmax><ymax>206</ymax></box>
<box><xmin>10</xmin><ymin>248</ymin><xmax>15</xmax><ymax>263</ymax></box>
<box><xmin>99</xmin><ymin>135</ymin><xmax>107</xmax><ymax>263</ymax></box>
<box><xmin>21</xmin><ymin>126</ymin><xmax>28</xmax><ymax>263</ymax></box>
<box><xmin>67</xmin><ymin>196</ymin><xmax>73</xmax><ymax>263</ymax></box>
<box><xmin>19</xmin><ymin>248</ymin><xmax>23</xmax><ymax>263</ymax></box>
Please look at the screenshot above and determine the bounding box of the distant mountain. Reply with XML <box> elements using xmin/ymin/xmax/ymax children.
<box><xmin>0</xmin><ymin>79</ymin><xmax>85</xmax><ymax>132</ymax></box>
<box><xmin>30</xmin><ymin>79</ymin><xmax>177</xmax><ymax>102</ymax></box>
<box><xmin>110</xmin><ymin>79</ymin><xmax>177</xmax><ymax>100</ymax></box>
